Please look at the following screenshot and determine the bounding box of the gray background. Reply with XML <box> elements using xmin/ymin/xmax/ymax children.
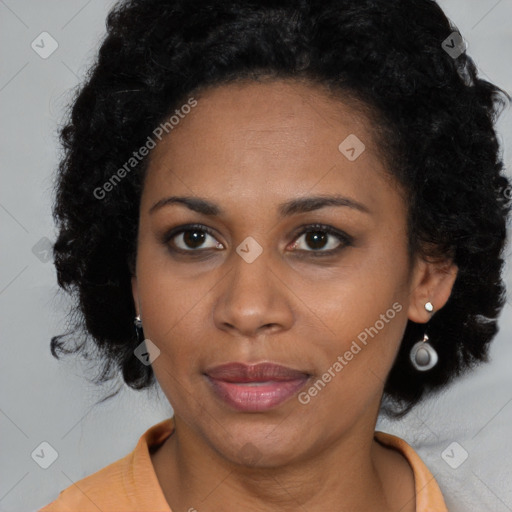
<box><xmin>1</xmin><ymin>1</ymin><xmax>511</xmax><ymax>511</ymax></box>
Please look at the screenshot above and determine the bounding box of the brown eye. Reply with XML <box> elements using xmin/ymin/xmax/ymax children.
<box><xmin>162</xmin><ymin>223</ymin><xmax>351</xmax><ymax>258</ymax></box>
<box><xmin>291</xmin><ymin>224</ymin><xmax>352</xmax><ymax>256</ymax></box>
<box><xmin>164</xmin><ymin>224</ymin><xmax>224</xmax><ymax>252</ymax></box>
<box><xmin>181</xmin><ymin>229</ymin><xmax>207</xmax><ymax>249</ymax></box>
<box><xmin>301</xmin><ymin>231</ymin><xmax>331</xmax><ymax>250</ymax></box>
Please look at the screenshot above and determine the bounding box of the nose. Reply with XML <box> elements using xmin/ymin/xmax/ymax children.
<box><xmin>212</xmin><ymin>248</ymin><xmax>294</xmax><ymax>339</ymax></box>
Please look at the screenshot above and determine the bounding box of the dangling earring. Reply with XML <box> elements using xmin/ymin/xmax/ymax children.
<box><xmin>410</xmin><ymin>333</ymin><xmax>438</xmax><ymax>371</ymax></box>
<box><xmin>410</xmin><ymin>301</ymin><xmax>438</xmax><ymax>371</ymax></box>
<box><xmin>134</xmin><ymin>315</ymin><xmax>144</xmax><ymax>344</ymax></box>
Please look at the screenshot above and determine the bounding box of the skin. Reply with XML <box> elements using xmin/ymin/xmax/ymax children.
<box><xmin>131</xmin><ymin>79</ymin><xmax>458</xmax><ymax>512</ymax></box>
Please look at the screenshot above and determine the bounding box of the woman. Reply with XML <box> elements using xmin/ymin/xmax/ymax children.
<box><xmin>40</xmin><ymin>0</ymin><xmax>510</xmax><ymax>510</ymax></box>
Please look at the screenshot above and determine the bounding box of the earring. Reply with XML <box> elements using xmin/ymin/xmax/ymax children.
<box><xmin>134</xmin><ymin>315</ymin><xmax>144</xmax><ymax>344</ymax></box>
<box><xmin>410</xmin><ymin>333</ymin><xmax>438</xmax><ymax>371</ymax></box>
<box><xmin>425</xmin><ymin>301</ymin><xmax>434</xmax><ymax>313</ymax></box>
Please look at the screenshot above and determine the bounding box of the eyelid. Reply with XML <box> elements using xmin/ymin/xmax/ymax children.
<box><xmin>162</xmin><ymin>222</ymin><xmax>353</xmax><ymax>256</ymax></box>
<box><xmin>161</xmin><ymin>223</ymin><xmax>222</xmax><ymax>251</ymax></box>
<box><xmin>289</xmin><ymin>223</ymin><xmax>353</xmax><ymax>256</ymax></box>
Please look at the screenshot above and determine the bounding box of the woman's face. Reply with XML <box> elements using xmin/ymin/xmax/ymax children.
<box><xmin>131</xmin><ymin>79</ymin><xmax>453</xmax><ymax>466</ymax></box>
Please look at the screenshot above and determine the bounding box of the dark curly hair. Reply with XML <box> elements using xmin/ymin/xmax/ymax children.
<box><xmin>50</xmin><ymin>0</ymin><xmax>511</xmax><ymax>417</ymax></box>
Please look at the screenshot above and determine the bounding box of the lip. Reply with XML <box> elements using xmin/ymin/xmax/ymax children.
<box><xmin>204</xmin><ymin>362</ymin><xmax>311</xmax><ymax>412</ymax></box>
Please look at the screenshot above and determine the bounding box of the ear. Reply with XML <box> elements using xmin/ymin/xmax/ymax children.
<box><xmin>131</xmin><ymin>275</ymin><xmax>140</xmax><ymax>317</ymax></box>
<box><xmin>407</xmin><ymin>254</ymin><xmax>458</xmax><ymax>323</ymax></box>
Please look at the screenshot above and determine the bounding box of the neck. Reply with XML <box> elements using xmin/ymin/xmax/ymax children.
<box><xmin>151</xmin><ymin>411</ymin><xmax>415</xmax><ymax>512</ymax></box>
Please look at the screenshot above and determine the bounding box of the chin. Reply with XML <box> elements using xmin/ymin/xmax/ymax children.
<box><xmin>207</xmin><ymin>416</ymin><xmax>306</xmax><ymax>469</ymax></box>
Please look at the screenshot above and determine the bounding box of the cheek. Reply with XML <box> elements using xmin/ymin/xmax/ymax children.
<box><xmin>300</xmin><ymin>302</ymin><xmax>407</xmax><ymax>423</ymax></box>
<box><xmin>143</xmin><ymin>303</ymin><xmax>209</xmax><ymax>411</ymax></box>
<box><xmin>310</xmin><ymin>238</ymin><xmax>407</xmax><ymax>328</ymax></box>
<box><xmin>135</xmin><ymin>248</ymin><xmax>208</xmax><ymax>367</ymax></box>
<box><xmin>136</xmin><ymin>213</ymin><xmax>410</xmax><ymax>384</ymax></box>
<box><xmin>303</xmin><ymin>242</ymin><xmax>409</xmax><ymax>384</ymax></box>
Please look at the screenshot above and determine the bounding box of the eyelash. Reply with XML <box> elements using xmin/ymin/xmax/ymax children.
<box><xmin>161</xmin><ymin>223</ymin><xmax>353</xmax><ymax>258</ymax></box>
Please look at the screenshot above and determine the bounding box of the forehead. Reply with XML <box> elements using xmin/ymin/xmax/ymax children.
<box><xmin>141</xmin><ymin>80</ymin><xmax>401</xmax><ymax>218</ymax></box>
<box><xmin>150</xmin><ymin>79</ymin><xmax>375</xmax><ymax>156</ymax></box>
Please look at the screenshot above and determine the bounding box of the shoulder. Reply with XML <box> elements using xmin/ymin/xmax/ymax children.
<box><xmin>38</xmin><ymin>418</ymin><xmax>175</xmax><ymax>512</ymax></box>
<box><xmin>38</xmin><ymin>450</ymin><xmax>138</xmax><ymax>511</ymax></box>
<box><xmin>374</xmin><ymin>431</ymin><xmax>449</xmax><ymax>512</ymax></box>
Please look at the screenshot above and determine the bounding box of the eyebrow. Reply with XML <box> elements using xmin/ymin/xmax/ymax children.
<box><xmin>149</xmin><ymin>194</ymin><xmax>371</xmax><ymax>217</ymax></box>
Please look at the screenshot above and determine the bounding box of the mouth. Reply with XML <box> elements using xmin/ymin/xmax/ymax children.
<box><xmin>204</xmin><ymin>362</ymin><xmax>311</xmax><ymax>412</ymax></box>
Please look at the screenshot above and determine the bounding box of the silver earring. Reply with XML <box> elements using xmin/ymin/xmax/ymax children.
<box><xmin>425</xmin><ymin>301</ymin><xmax>434</xmax><ymax>313</ymax></box>
<box><xmin>134</xmin><ymin>315</ymin><xmax>144</xmax><ymax>344</ymax></box>
<box><xmin>410</xmin><ymin>333</ymin><xmax>438</xmax><ymax>371</ymax></box>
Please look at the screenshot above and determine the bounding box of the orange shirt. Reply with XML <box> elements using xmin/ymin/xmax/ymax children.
<box><xmin>39</xmin><ymin>417</ymin><xmax>448</xmax><ymax>512</ymax></box>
